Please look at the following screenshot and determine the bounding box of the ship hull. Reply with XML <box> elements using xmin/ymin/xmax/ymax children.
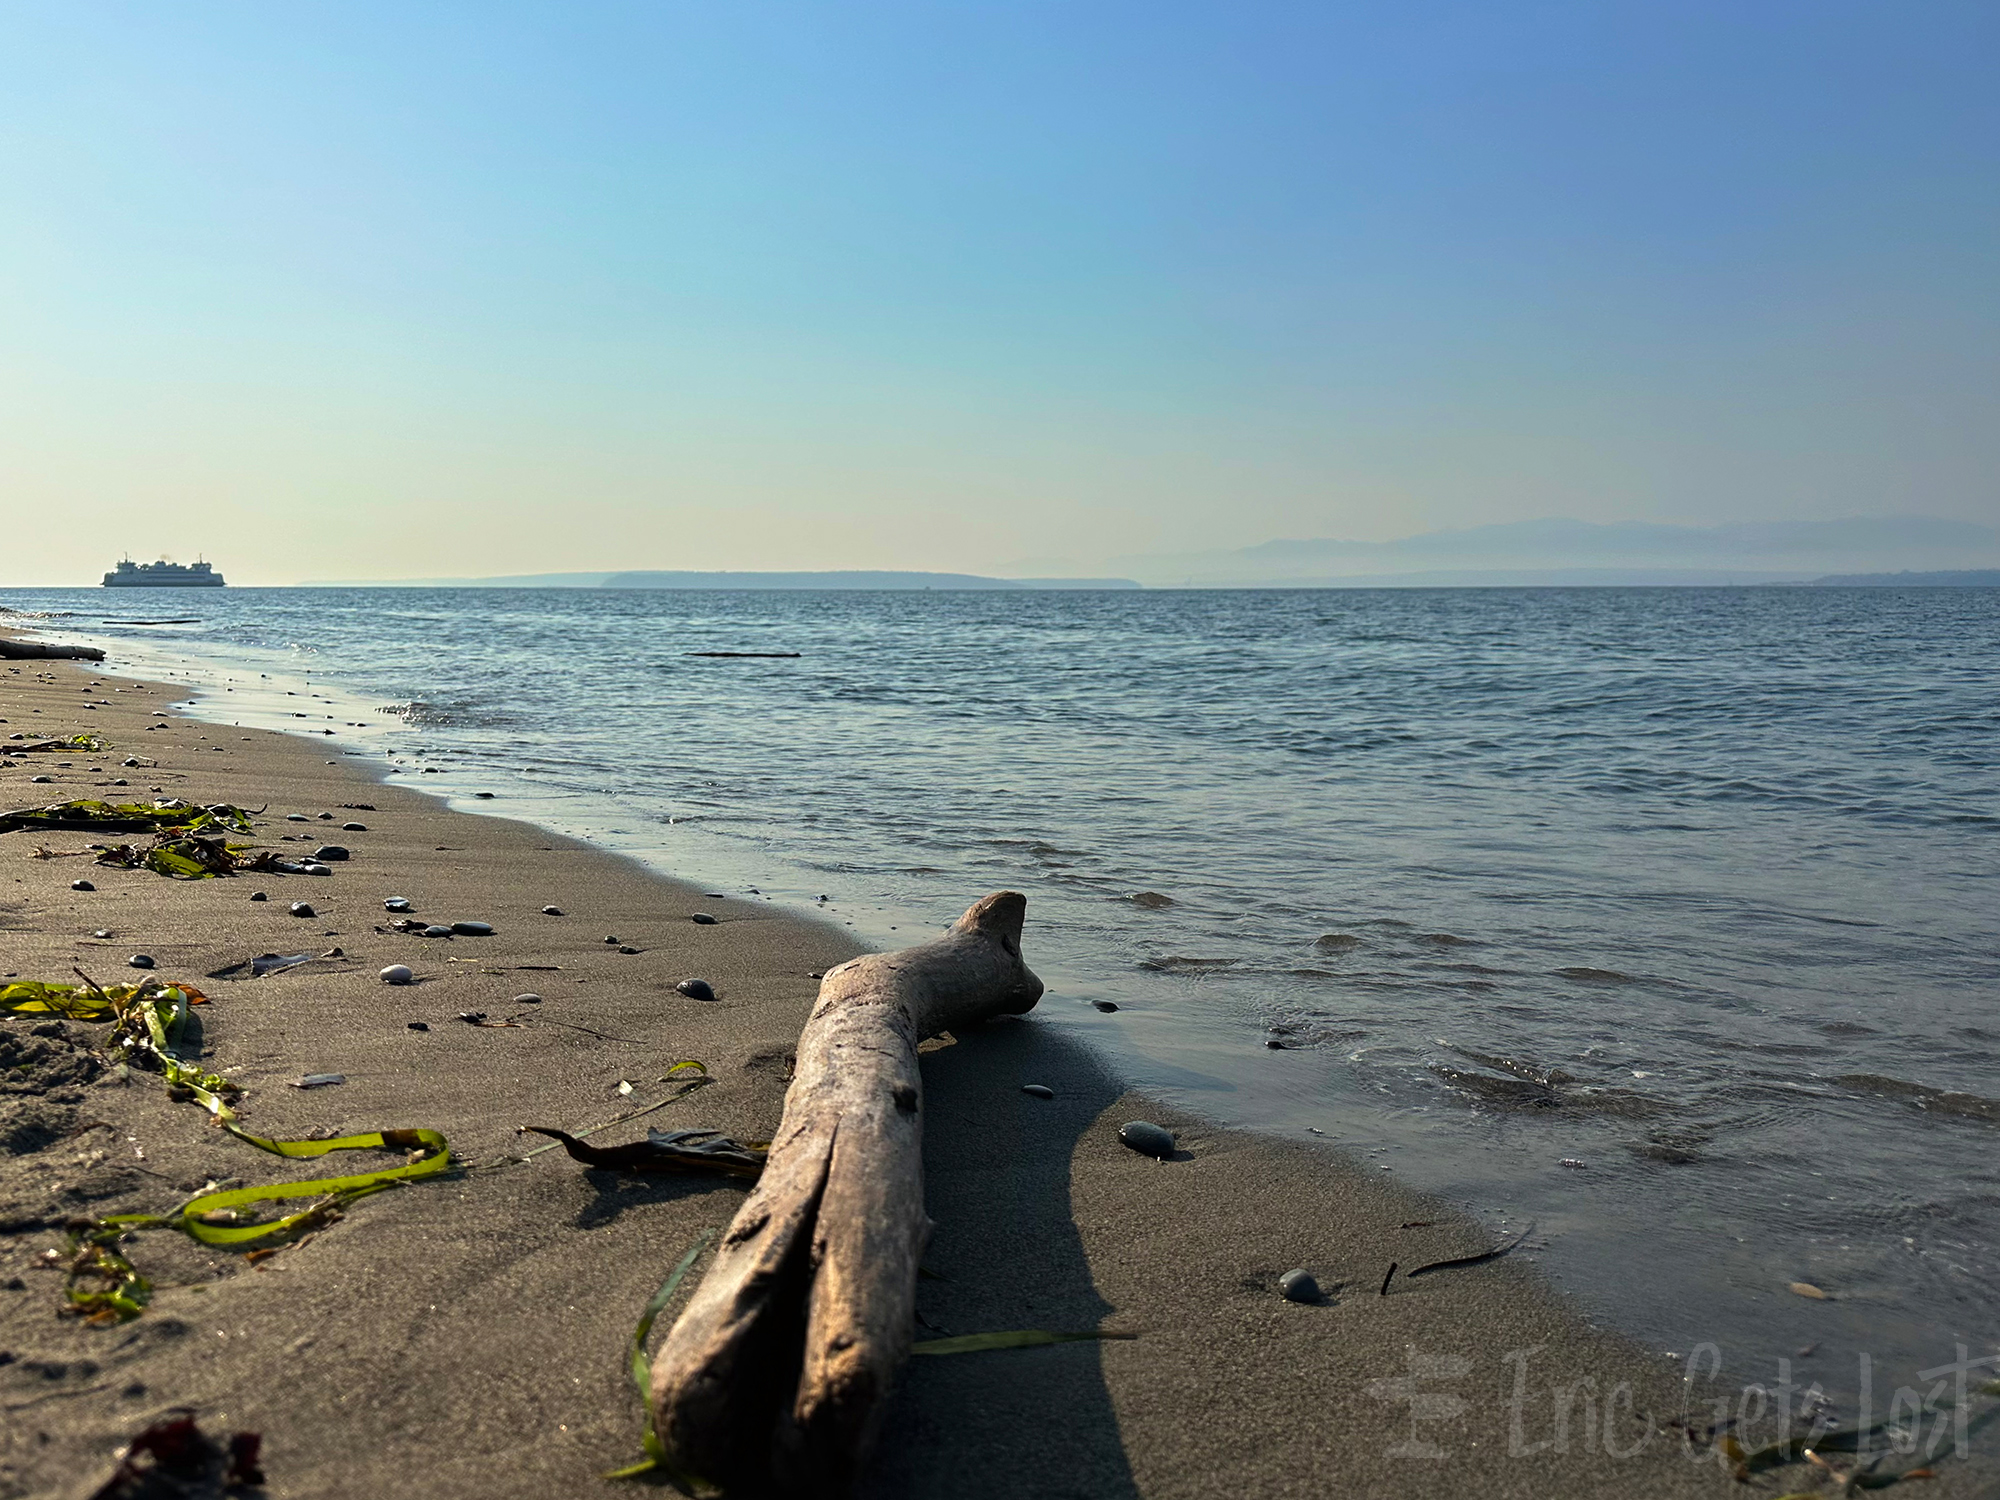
<box><xmin>102</xmin><ymin>575</ymin><xmax>226</xmax><ymax>587</ymax></box>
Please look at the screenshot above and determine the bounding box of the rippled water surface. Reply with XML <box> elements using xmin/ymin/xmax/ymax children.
<box><xmin>9</xmin><ymin>584</ymin><xmax>1997</xmax><ymax>1394</ymax></box>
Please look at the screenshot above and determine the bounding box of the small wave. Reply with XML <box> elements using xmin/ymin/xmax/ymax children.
<box><xmin>1139</xmin><ymin>955</ymin><xmax>1238</xmax><ymax>973</ymax></box>
<box><xmin>1835</xmin><ymin>1075</ymin><xmax>2000</xmax><ymax>1125</ymax></box>
<box><xmin>1554</xmin><ymin>966</ymin><xmax>1639</xmax><ymax>984</ymax></box>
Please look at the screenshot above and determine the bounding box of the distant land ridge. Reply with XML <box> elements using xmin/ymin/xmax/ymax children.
<box><xmin>1806</xmin><ymin>569</ymin><xmax>2000</xmax><ymax>586</ymax></box>
<box><xmin>298</xmin><ymin>570</ymin><xmax>1141</xmax><ymax>590</ymax></box>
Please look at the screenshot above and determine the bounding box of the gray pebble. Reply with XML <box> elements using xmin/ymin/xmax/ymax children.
<box><xmin>318</xmin><ymin>812</ymin><xmax>334</xmax><ymax>820</ymax></box>
<box><xmin>383</xmin><ymin>898</ymin><xmax>412</xmax><ymax>912</ymax></box>
<box><xmin>71</xmin><ymin>879</ymin><xmax>94</xmax><ymax>891</ymax></box>
<box><xmin>603</xmin><ymin>935</ymin><xmax>620</xmax><ymax>944</ymax></box>
<box><xmin>1021</xmin><ymin>1084</ymin><xmax>1055</xmax><ymax>1100</ymax></box>
<box><xmin>92</xmin><ymin>929</ymin><xmax>112</xmax><ymax>939</ymax></box>
<box><xmin>513</xmin><ymin>993</ymin><xmax>542</xmax><ymax>1005</ymax></box>
<box><xmin>618</xmin><ymin>945</ymin><xmax>640</xmax><ymax>955</ymax></box>
<box><xmin>675</xmin><ymin>978</ymin><xmax>716</xmax><ymax>1001</ymax></box>
<box><xmin>342</xmin><ymin>822</ymin><xmax>367</xmax><ymax>831</ymax></box>
<box><xmin>691</xmin><ymin>913</ymin><xmax>718</xmax><ymax>925</ymax></box>
<box><xmin>422</xmin><ymin>925</ymin><xmax>453</xmax><ymax>938</ymax></box>
<box><xmin>1118</xmin><ymin>1120</ymin><xmax>1175</xmax><ymax>1158</ymax></box>
<box><xmin>1278</xmin><ymin>1270</ymin><xmax>1322</xmax><ymax>1304</ymax></box>
<box><xmin>286</xmin><ymin>813</ymin><xmax>309</xmax><ymax>822</ymax></box>
<box><xmin>450</xmin><ymin>920</ymin><xmax>493</xmax><ymax>936</ymax></box>
<box><xmin>122</xmin><ymin>757</ymin><xmax>141</xmax><ymax>767</ymax></box>
<box><xmin>128</xmin><ymin>954</ymin><xmax>155</xmax><ymax>970</ymax></box>
<box><xmin>304</xmin><ymin>863</ymin><xmax>332</xmax><ymax>876</ymax></box>
<box><xmin>289</xmin><ymin>902</ymin><xmax>316</xmax><ymax>918</ymax></box>
<box><xmin>110</xmin><ymin>778</ymin><xmax>126</xmax><ymax>787</ymax></box>
<box><xmin>313</xmin><ymin>845</ymin><xmax>350</xmax><ymax>861</ymax></box>
<box><xmin>30</xmin><ymin>775</ymin><xmax>52</xmax><ymax>784</ymax></box>
<box><xmin>378</xmin><ymin>964</ymin><xmax>414</xmax><ymax>986</ymax></box>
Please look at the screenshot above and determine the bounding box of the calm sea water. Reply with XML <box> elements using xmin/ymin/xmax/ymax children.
<box><xmin>8</xmin><ymin>585</ymin><xmax>1997</xmax><ymax>1396</ymax></box>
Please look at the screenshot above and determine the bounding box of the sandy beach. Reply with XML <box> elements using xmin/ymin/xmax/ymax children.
<box><xmin>4</xmin><ymin>640</ymin><xmax>1957</xmax><ymax>1499</ymax></box>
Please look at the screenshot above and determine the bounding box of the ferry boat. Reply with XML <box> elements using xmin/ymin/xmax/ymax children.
<box><xmin>102</xmin><ymin>558</ymin><xmax>226</xmax><ymax>588</ymax></box>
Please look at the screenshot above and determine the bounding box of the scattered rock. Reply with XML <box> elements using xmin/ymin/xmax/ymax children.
<box><xmin>1131</xmin><ymin>891</ymin><xmax>1174</xmax><ymax>908</ymax></box>
<box><xmin>110</xmin><ymin>778</ymin><xmax>127</xmax><ymax>787</ymax></box>
<box><xmin>288</xmin><ymin>902</ymin><xmax>315</xmax><ymax>918</ymax></box>
<box><xmin>1118</xmin><ymin>1120</ymin><xmax>1175</xmax><ymax>1158</ymax></box>
<box><xmin>474</xmin><ymin>792</ymin><xmax>494</xmax><ymax>799</ymax></box>
<box><xmin>29</xmin><ymin>775</ymin><xmax>52</xmax><ymax>784</ymax></box>
<box><xmin>290</xmin><ymin>1074</ymin><xmax>345</xmax><ymax>1089</ymax></box>
<box><xmin>691</xmin><ymin>913</ymin><xmax>718</xmax><ymax>925</ymax></box>
<box><xmin>619</xmin><ymin>945</ymin><xmax>640</xmax><ymax>955</ymax></box>
<box><xmin>408</xmin><ymin>1021</ymin><xmax>430</xmax><ymax>1031</ymax></box>
<box><xmin>71</xmin><ymin>879</ymin><xmax>94</xmax><ymax>892</ymax></box>
<box><xmin>1789</xmin><ymin>1281</ymin><xmax>1831</xmax><ymax>1300</ymax></box>
<box><xmin>1021</xmin><ymin>1084</ymin><xmax>1055</xmax><ymax>1100</ymax></box>
<box><xmin>313</xmin><ymin>845</ymin><xmax>350</xmax><ymax>861</ymax></box>
<box><xmin>675</xmin><ymin>979</ymin><xmax>716</xmax><ymax>1001</ymax></box>
<box><xmin>1278</xmin><ymin>1269</ymin><xmax>1322</xmax><ymax>1304</ymax></box>
<box><xmin>128</xmin><ymin>955</ymin><xmax>155</xmax><ymax>970</ymax></box>
<box><xmin>421</xmin><ymin>925</ymin><xmax>452</xmax><ymax>938</ymax></box>
<box><xmin>383</xmin><ymin>897</ymin><xmax>412</xmax><ymax>912</ymax></box>
<box><xmin>513</xmin><ymin>993</ymin><xmax>542</xmax><ymax>1005</ymax></box>
<box><xmin>541</xmin><ymin>906</ymin><xmax>563</xmax><ymax>916</ymax></box>
<box><xmin>603</xmin><ymin>936</ymin><xmax>620</xmax><ymax>944</ymax></box>
<box><xmin>249</xmin><ymin>892</ymin><xmax>267</xmax><ymax>902</ymax></box>
<box><xmin>378</xmin><ymin>965</ymin><xmax>414</xmax><ymax>986</ymax></box>
<box><xmin>286</xmin><ymin>814</ymin><xmax>309</xmax><ymax>822</ymax></box>
<box><xmin>1266</xmin><ymin>1038</ymin><xmax>1288</xmax><ymax>1049</ymax></box>
<box><xmin>450</xmin><ymin>921</ymin><xmax>493</xmax><ymax>936</ymax></box>
<box><xmin>342</xmin><ymin>822</ymin><xmax>367</xmax><ymax>831</ymax></box>
<box><xmin>1092</xmin><ymin>1000</ymin><xmax>1118</xmax><ymax>1013</ymax></box>
<box><xmin>91</xmin><ymin>929</ymin><xmax>112</xmax><ymax>939</ymax></box>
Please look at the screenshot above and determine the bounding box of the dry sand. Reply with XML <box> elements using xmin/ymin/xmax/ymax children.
<box><xmin>0</xmin><ymin>642</ymin><xmax>1956</xmax><ymax>1498</ymax></box>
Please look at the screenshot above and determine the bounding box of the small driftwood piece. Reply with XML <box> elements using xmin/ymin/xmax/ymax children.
<box><xmin>650</xmin><ymin>890</ymin><xmax>1043</xmax><ymax>1495</ymax></box>
<box><xmin>0</xmin><ymin>639</ymin><xmax>106</xmax><ymax>661</ymax></box>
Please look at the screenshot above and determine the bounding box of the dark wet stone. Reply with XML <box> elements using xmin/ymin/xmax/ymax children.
<box><xmin>1118</xmin><ymin>1120</ymin><xmax>1175</xmax><ymax>1158</ymax></box>
<box><xmin>422</xmin><ymin>925</ymin><xmax>452</xmax><ymax>938</ymax></box>
<box><xmin>378</xmin><ymin>965</ymin><xmax>414</xmax><ymax>986</ymax></box>
<box><xmin>342</xmin><ymin>822</ymin><xmax>367</xmax><ymax>831</ymax></box>
<box><xmin>127</xmin><ymin>955</ymin><xmax>154</xmax><ymax>969</ymax></box>
<box><xmin>1131</xmin><ymin>891</ymin><xmax>1174</xmax><ymax>908</ymax></box>
<box><xmin>675</xmin><ymin>979</ymin><xmax>716</xmax><ymax>1001</ymax></box>
<box><xmin>249</xmin><ymin>891</ymin><xmax>267</xmax><ymax>902</ymax></box>
<box><xmin>318</xmin><ymin>812</ymin><xmax>334</xmax><ymax>820</ymax></box>
<box><xmin>474</xmin><ymin>792</ymin><xmax>494</xmax><ymax>799</ymax></box>
<box><xmin>71</xmin><ymin>880</ymin><xmax>94</xmax><ymax>892</ymax></box>
<box><xmin>603</xmin><ymin>936</ymin><xmax>621</xmax><ymax>944</ymax></box>
<box><xmin>691</xmin><ymin>913</ymin><xmax>718</xmax><ymax>925</ymax></box>
<box><xmin>408</xmin><ymin>1021</ymin><xmax>430</xmax><ymax>1031</ymax></box>
<box><xmin>1266</xmin><ymin>1038</ymin><xmax>1288</xmax><ymax>1049</ymax></box>
<box><xmin>29</xmin><ymin>775</ymin><xmax>52</xmax><ymax>784</ymax></box>
<box><xmin>450</xmin><ymin>921</ymin><xmax>493</xmax><ymax>936</ymax></box>
<box><xmin>1279</xmin><ymin>1269</ymin><xmax>1322</xmax><ymax>1303</ymax></box>
<box><xmin>313</xmin><ymin>845</ymin><xmax>350</xmax><ymax>861</ymax></box>
<box><xmin>1021</xmin><ymin>1084</ymin><xmax>1055</xmax><ymax>1100</ymax></box>
<box><xmin>618</xmin><ymin>945</ymin><xmax>640</xmax><ymax>955</ymax></box>
<box><xmin>289</xmin><ymin>902</ymin><xmax>316</xmax><ymax>918</ymax></box>
<box><xmin>109</xmin><ymin>778</ymin><xmax>126</xmax><ymax>787</ymax></box>
<box><xmin>1092</xmin><ymin>1000</ymin><xmax>1118</xmax><ymax>1013</ymax></box>
<box><xmin>541</xmin><ymin>906</ymin><xmax>563</xmax><ymax>916</ymax></box>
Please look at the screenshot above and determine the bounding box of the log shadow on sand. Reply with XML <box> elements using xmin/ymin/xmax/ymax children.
<box><xmin>862</xmin><ymin>1017</ymin><xmax>1140</xmax><ymax>1499</ymax></box>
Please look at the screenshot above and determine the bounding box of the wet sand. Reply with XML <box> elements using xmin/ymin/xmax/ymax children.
<box><xmin>0</xmin><ymin>640</ymin><xmax>1920</xmax><ymax>1498</ymax></box>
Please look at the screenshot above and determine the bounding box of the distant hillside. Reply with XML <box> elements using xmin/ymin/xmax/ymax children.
<box><xmin>1807</xmin><ymin>569</ymin><xmax>2000</xmax><ymax>586</ymax></box>
<box><xmin>300</xmin><ymin>570</ymin><xmax>1140</xmax><ymax>590</ymax></box>
<box><xmin>1069</xmin><ymin>516</ymin><xmax>2000</xmax><ymax>587</ymax></box>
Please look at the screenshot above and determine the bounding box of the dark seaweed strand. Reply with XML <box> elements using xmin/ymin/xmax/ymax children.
<box><xmin>1404</xmin><ymin>1221</ymin><xmax>1536</xmax><ymax>1279</ymax></box>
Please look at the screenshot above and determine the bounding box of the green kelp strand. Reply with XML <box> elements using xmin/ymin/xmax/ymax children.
<box><xmin>605</xmin><ymin>1230</ymin><xmax>716</xmax><ymax>1485</ymax></box>
<box><xmin>174</xmin><ymin>1127</ymin><xmax>453</xmax><ymax>1246</ymax></box>
<box><xmin>63</xmin><ymin>1223</ymin><xmax>156</xmax><ymax>1324</ymax></box>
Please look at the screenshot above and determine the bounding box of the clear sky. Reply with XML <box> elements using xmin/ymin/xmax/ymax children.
<box><xmin>3</xmin><ymin>1</ymin><xmax>1996</xmax><ymax>584</ymax></box>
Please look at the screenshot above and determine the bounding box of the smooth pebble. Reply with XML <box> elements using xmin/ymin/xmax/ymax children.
<box><xmin>675</xmin><ymin>978</ymin><xmax>716</xmax><ymax>1001</ymax></box>
<box><xmin>1118</xmin><ymin>1120</ymin><xmax>1175</xmax><ymax>1158</ymax></box>
<box><xmin>1021</xmin><ymin>1084</ymin><xmax>1055</xmax><ymax>1100</ymax></box>
<box><xmin>1278</xmin><ymin>1270</ymin><xmax>1322</xmax><ymax>1304</ymax></box>
<box><xmin>379</xmin><ymin>964</ymin><xmax>415</xmax><ymax>986</ymax></box>
<box><xmin>383</xmin><ymin>898</ymin><xmax>412</xmax><ymax>912</ymax></box>
<box><xmin>422</xmin><ymin>925</ymin><xmax>453</xmax><ymax>938</ymax></box>
<box><xmin>541</xmin><ymin>906</ymin><xmax>563</xmax><ymax>916</ymax></box>
<box><xmin>450</xmin><ymin>920</ymin><xmax>494</xmax><ymax>936</ymax></box>
<box><xmin>128</xmin><ymin>954</ymin><xmax>155</xmax><ymax>970</ymax></box>
<box><xmin>1092</xmin><ymin>1000</ymin><xmax>1118</xmax><ymax>1013</ymax></box>
<box><xmin>313</xmin><ymin>845</ymin><xmax>350</xmax><ymax>861</ymax></box>
<box><xmin>691</xmin><ymin>913</ymin><xmax>718</xmax><ymax>925</ymax></box>
<box><xmin>249</xmin><ymin>891</ymin><xmax>268</xmax><ymax>902</ymax></box>
<box><xmin>289</xmin><ymin>902</ymin><xmax>316</xmax><ymax>918</ymax></box>
<box><xmin>513</xmin><ymin>993</ymin><xmax>542</xmax><ymax>1005</ymax></box>
<box><xmin>71</xmin><ymin>879</ymin><xmax>95</xmax><ymax>891</ymax></box>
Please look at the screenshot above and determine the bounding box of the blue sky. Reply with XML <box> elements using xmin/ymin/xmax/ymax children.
<box><xmin>3</xmin><ymin>1</ymin><xmax>1995</xmax><ymax>582</ymax></box>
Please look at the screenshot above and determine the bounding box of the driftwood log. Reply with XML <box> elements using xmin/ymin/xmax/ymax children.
<box><xmin>0</xmin><ymin>640</ymin><xmax>105</xmax><ymax>661</ymax></box>
<box><xmin>651</xmin><ymin>890</ymin><xmax>1043</xmax><ymax>1495</ymax></box>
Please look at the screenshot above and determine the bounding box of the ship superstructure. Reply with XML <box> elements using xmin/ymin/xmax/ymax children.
<box><xmin>102</xmin><ymin>559</ymin><xmax>226</xmax><ymax>588</ymax></box>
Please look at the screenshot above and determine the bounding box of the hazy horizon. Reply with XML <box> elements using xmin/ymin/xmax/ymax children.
<box><xmin>4</xmin><ymin>2</ymin><xmax>1997</xmax><ymax>586</ymax></box>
